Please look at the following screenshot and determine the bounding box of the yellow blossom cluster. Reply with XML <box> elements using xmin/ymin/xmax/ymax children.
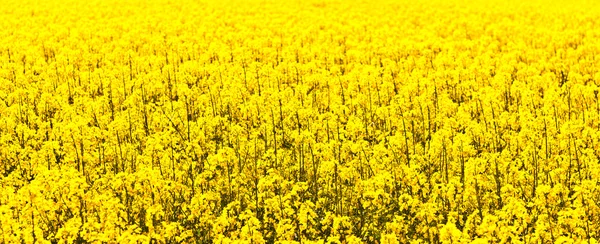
<box><xmin>1</xmin><ymin>0</ymin><xmax>600</xmax><ymax>243</ymax></box>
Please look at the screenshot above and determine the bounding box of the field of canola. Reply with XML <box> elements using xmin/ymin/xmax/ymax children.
<box><xmin>1</xmin><ymin>0</ymin><xmax>600</xmax><ymax>243</ymax></box>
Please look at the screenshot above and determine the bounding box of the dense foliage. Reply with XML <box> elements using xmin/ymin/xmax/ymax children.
<box><xmin>1</xmin><ymin>0</ymin><xmax>600</xmax><ymax>243</ymax></box>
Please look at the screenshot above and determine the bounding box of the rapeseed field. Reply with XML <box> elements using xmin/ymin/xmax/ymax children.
<box><xmin>1</xmin><ymin>0</ymin><xmax>600</xmax><ymax>243</ymax></box>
